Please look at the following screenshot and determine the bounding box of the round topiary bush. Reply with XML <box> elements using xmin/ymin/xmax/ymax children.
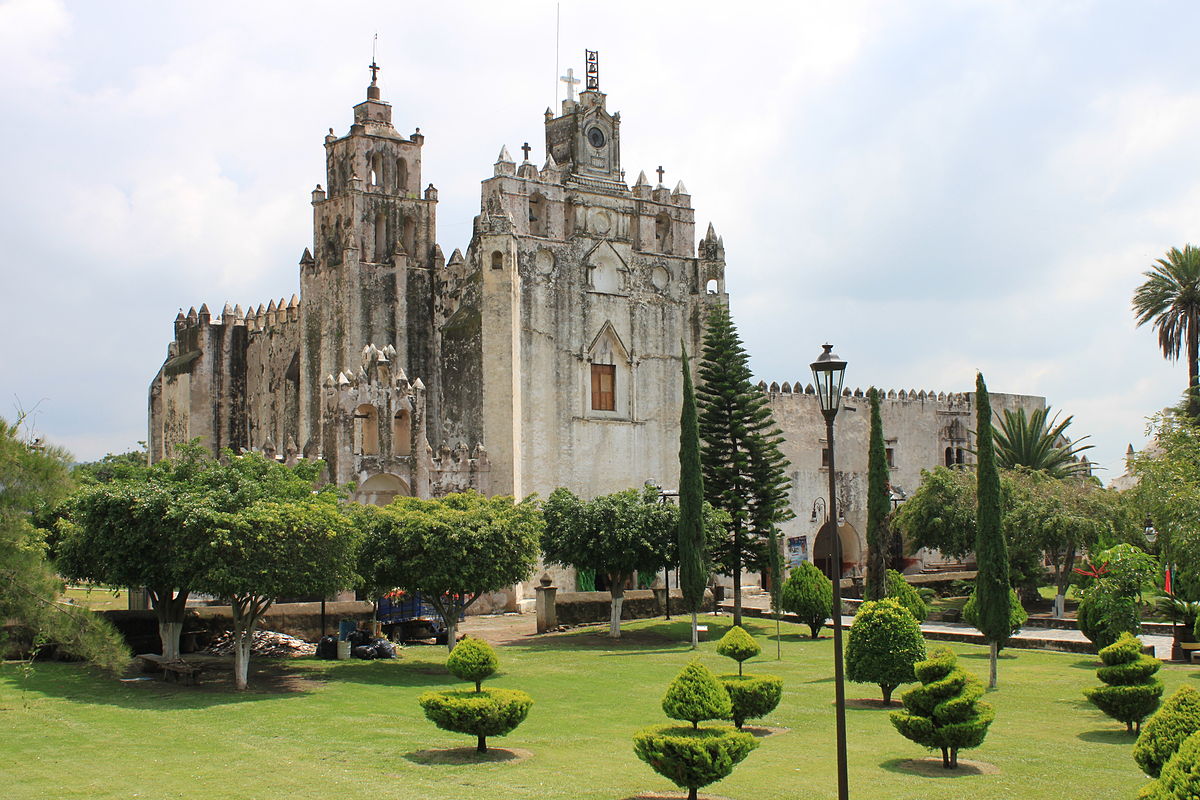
<box><xmin>886</xmin><ymin>569</ymin><xmax>929</xmax><ymax>622</ymax></box>
<box><xmin>633</xmin><ymin>724</ymin><xmax>758</xmax><ymax>800</ymax></box>
<box><xmin>1085</xmin><ymin>632</ymin><xmax>1163</xmax><ymax>733</ymax></box>
<box><xmin>962</xmin><ymin>587</ymin><xmax>1028</xmax><ymax>648</ymax></box>
<box><xmin>1078</xmin><ymin>586</ymin><xmax>1141</xmax><ymax>652</ymax></box>
<box><xmin>662</xmin><ymin>660</ymin><xmax>732</xmax><ymax>728</ymax></box>
<box><xmin>1135</xmin><ymin>686</ymin><xmax>1200</xmax><ymax>778</ymax></box>
<box><xmin>890</xmin><ymin>647</ymin><xmax>994</xmax><ymax>769</ymax></box>
<box><xmin>445</xmin><ymin>636</ymin><xmax>499</xmax><ymax>691</ymax></box>
<box><xmin>780</xmin><ymin>561</ymin><xmax>833</xmax><ymax>639</ymax></box>
<box><xmin>1141</xmin><ymin>729</ymin><xmax>1200</xmax><ymax>799</ymax></box>
<box><xmin>418</xmin><ymin>687</ymin><xmax>534</xmax><ymax>753</ymax></box>
<box><xmin>715</xmin><ymin>625</ymin><xmax>760</xmax><ymax>675</ymax></box>
<box><xmin>718</xmin><ymin>673</ymin><xmax>783</xmax><ymax>730</ymax></box>
<box><xmin>418</xmin><ymin>635</ymin><xmax>532</xmax><ymax>752</ymax></box>
<box><xmin>845</xmin><ymin>598</ymin><xmax>926</xmax><ymax>704</ymax></box>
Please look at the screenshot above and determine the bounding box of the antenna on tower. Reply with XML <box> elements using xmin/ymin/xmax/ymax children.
<box><xmin>555</xmin><ymin>3</ymin><xmax>561</xmax><ymax>106</ymax></box>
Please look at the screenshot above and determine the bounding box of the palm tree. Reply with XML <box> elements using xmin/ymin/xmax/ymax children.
<box><xmin>992</xmin><ymin>406</ymin><xmax>1094</xmax><ymax>478</ymax></box>
<box><xmin>1132</xmin><ymin>244</ymin><xmax>1200</xmax><ymax>417</ymax></box>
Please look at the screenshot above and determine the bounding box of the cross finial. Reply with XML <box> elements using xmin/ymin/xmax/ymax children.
<box><xmin>369</xmin><ymin>60</ymin><xmax>380</xmax><ymax>84</ymax></box>
<box><xmin>560</xmin><ymin>68</ymin><xmax>580</xmax><ymax>102</ymax></box>
<box><xmin>656</xmin><ymin>165</ymin><xmax>665</xmax><ymax>184</ymax></box>
<box><xmin>521</xmin><ymin>142</ymin><xmax>532</xmax><ymax>161</ymax></box>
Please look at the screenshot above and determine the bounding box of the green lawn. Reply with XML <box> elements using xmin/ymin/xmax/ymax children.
<box><xmin>62</xmin><ymin>586</ymin><xmax>126</xmax><ymax>610</ymax></box>
<box><xmin>1</xmin><ymin>615</ymin><xmax>1190</xmax><ymax>799</ymax></box>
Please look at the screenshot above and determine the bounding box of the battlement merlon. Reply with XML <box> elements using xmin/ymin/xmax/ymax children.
<box><xmin>755</xmin><ymin>381</ymin><xmax>1046</xmax><ymax>411</ymax></box>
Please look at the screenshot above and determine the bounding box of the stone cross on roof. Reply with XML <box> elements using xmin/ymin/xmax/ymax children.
<box><xmin>560</xmin><ymin>68</ymin><xmax>580</xmax><ymax>102</ymax></box>
<box><xmin>521</xmin><ymin>142</ymin><xmax>531</xmax><ymax>161</ymax></box>
<box><xmin>656</xmin><ymin>166</ymin><xmax>665</xmax><ymax>184</ymax></box>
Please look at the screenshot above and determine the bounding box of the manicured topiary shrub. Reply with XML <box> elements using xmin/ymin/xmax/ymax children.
<box><xmin>716</xmin><ymin>625</ymin><xmax>760</xmax><ymax>675</ymax></box>
<box><xmin>1141</xmin><ymin>730</ymin><xmax>1200</xmax><ymax>799</ymax></box>
<box><xmin>634</xmin><ymin>661</ymin><xmax>758</xmax><ymax>800</ymax></box>
<box><xmin>780</xmin><ymin>561</ymin><xmax>833</xmax><ymax>638</ymax></box>
<box><xmin>1078</xmin><ymin>587</ymin><xmax>1141</xmax><ymax>652</ymax></box>
<box><xmin>418</xmin><ymin>637</ymin><xmax>532</xmax><ymax>752</ymax></box>
<box><xmin>662</xmin><ymin>660</ymin><xmax>732</xmax><ymax>727</ymax></box>
<box><xmin>718</xmin><ymin>674</ymin><xmax>783</xmax><ymax>730</ymax></box>
<box><xmin>1135</xmin><ymin>686</ymin><xmax>1200</xmax><ymax>778</ymax></box>
<box><xmin>845</xmin><ymin>598</ymin><xmax>926</xmax><ymax>704</ymax></box>
<box><xmin>890</xmin><ymin>647</ymin><xmax>994</xmax><ymax>769</ymax></box>
<box><xmin>1085</xmin><ymin>632</ymin><xmax>1163</xmax><ymax>733</ymax></box>
<box><xmin>962</xmin><ymin>587</ymin><xmax>1027</xmax><ymax>648</ymax></box>
<box><xmin>886</xmin><ymin>569</ymin><xmax>929</xmax><ymax>622</ymax></box>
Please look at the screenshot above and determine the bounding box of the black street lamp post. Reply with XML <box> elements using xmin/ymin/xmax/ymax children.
<box><xmin>811</xmin><ymin>343</ymin><xmax>849</xmax><ymax>800</ymax></box>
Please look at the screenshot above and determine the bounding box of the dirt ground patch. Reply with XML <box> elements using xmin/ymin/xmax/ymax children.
<box><xmin>404</xmin><ymin>746</ymin><xmax>532</xmax><ymax>765</ymax></box>
<box><xmin>893</xmin><ymin>757</ymin><xmax>999</xmax><ymax>776</ymax></box>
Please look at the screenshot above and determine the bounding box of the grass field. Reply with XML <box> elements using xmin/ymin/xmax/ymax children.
<box><xmin>62</xmin><ymin>586</ymin><xmax>125</xmax><ymax>611</ymax></box>
<box><xmin>1</xmin><ymin>614</ymin><xmax>1191</xmax><ymax>800</ymax></box>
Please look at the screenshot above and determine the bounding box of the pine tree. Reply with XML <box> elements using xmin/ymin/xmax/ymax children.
<box><xmin>696</xmin><ymin>303</ymin><xmax>792</xmax><ymax>627</ymax></box>
<box><xmin>678</xmin><ymin>343</ymin><xmax>708</xmax><ymax>649</ymax></box>
<box><xmin>974</xmin><ymin>372</ymin><xmax>1010</xmax><ymax>689</ymax></box>
<box><xmin>866</xmin><ymin>387</ymin><xmax>890</xmax><ymax>601</ymax></box>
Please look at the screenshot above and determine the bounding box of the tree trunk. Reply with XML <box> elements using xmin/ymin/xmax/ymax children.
<box><xmin>234</xmin><ymin>626</ymin><xmax>253</xmax><ymax>691</ymax></box>
<box><xmin>477</xmin><ymin>734</ymin><xmax>487</xmax><ymax>753</ymax></box>
<box><xmin>691</xmin><ymin>611</ymin><xmax>698</xmax><ymax>650</ymax></box>
<box><xmin>776</xmin><ymin>612</ymin><xmax>781</xmax><ymax>660</ymax></box>
<box><xmin>950</xmin><ymin>747</ymin><xmax>958</xmax><ymax>769</ymax></box>
<box><xmin>988</xmin><ymin>640</ymin><xmax>998</xmax><ymax>689</ymax></box>
<box><xmin>445</xmin><ymin>616</ymin><xmax>458</xmax><ymax>652</ymax></box>
<box><xmin>158</xmin><ymin>622</ymin><xmax>182</xmax><ymax>660</ymax></box>
<box><xmin>732</xmin><ymin>532</ymin><xmax>743</xmax><ymax>628</ymax></box>
<box><xmin>882</xmin><ymin>685</ymin><xmax>893</xmax><ymax>705</ymax></box>
<box><xmin>688</xmin><ymin>788</ymin><xmax>698</xmax><ymax>800</ymax></box>
<box><xmin>609</xmin><ymin>584</ymin><xmax>625</xmax><ymax>638</ymax></box>
<box><xmin>941</xmin><ymin>746</ymin><xmax>950</xmax><ymax>768</ymax></box>
<box><xmin>149</xmin><ymin>587</ymin><xmax>189</xmax><ymax>659</ymax></box>
<box><xmin>231</xmin><ymin>596</ymin><xmax>270</xmax><ymax>691</ymax></box>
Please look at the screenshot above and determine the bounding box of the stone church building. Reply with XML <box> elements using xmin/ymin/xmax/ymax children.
<box><xmin>148</xmin><ymin>62</ymin><xmax>1047</xmax><ymax>600</ymax></box>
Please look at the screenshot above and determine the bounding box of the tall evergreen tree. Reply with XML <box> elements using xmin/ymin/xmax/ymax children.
<box><xmin>696</xmin><ymin>303</ymin><xmax>792</xmax><ymax>627</ymax></box>
<box><xmin>974</xmin><ymin>372</ymin><xmax>1011</xmax><ymax>689</ymax></box>
<box><xmin>678</xmin><ymin>343</ymin><xmax>708</xmax><ymax>649</ymax></box>
<box><xmin>866</xmin><ymin>387</ymin><xmax>890</xmax><ymax>601</ymax></box>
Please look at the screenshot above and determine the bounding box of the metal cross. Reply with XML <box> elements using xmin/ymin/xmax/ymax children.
<box><xmin>521</xmin><ymin>142</ymin><xmax>532</xmax><ymax>161</ymax></box>
<box><xmin>656</xmin><ymin>165</ymin><xmax>665</xmax><ymax>184</ymax></box>
<box><xmin>560</xmin><ymin>68</ymin><xmax>580</xmax><ymax>101</ymax></box>
<box><xmin>369</xmin><ymin>60</ymin><xmax>380</xmax><ymax>83</ymax></box>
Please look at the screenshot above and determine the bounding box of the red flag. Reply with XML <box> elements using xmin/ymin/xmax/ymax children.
<box><xmin>1166</xmin><ymin>565</ymin><xmax>1173</xmax><ymax>595</ymax></box>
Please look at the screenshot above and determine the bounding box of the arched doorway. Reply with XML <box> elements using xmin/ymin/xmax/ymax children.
<box><xmin>353</xmin><ymin>473</ymin><xmax>410</xmax><ymax>507</ymax></box>
<box><xmin>812</xmin><ymin>520</ymin><xmax>862</xmax><ymax>581</ymax></box>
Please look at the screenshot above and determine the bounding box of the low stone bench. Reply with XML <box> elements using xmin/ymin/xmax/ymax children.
<box><xmin>136</xmin><ymin>654</ymin><xmax>204</xmax><ymax>685</ymax></box>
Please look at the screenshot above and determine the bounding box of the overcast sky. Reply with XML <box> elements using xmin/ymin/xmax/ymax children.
<box><xmin>2</xmin><ymin>0</ymin><xmax>1198</xmax><ymax>481</ymax></box>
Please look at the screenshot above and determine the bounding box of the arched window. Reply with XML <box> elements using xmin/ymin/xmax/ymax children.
<box><xmin>655</xmin><ymin>211</ymin><xmax>673</xmax><ymax>253</ymax></box>
<box><xmin>396</xmin><ymin>157</ymin><xmax>408</xmax><ymax>194</ymax></box>
<box><xmin>945</xmin><ymin>447</ymin><xmax>954</xmax><ymax>467</ymax></box>
<box><xmin>370</xmin><ymin>153</ymin><xmax>383</xmax><ymax>187</ymax></box>
<box><xmin>705</xmin><ymin>279</ymin><xmax>718</xmax><ymax>294</ymax></box>
<box><xmin>392</xmin><ymin>409</ymin><xmax>411</xmax><ymax>456</ymax></box>
<box><xmin>491</xmin><ymin>251</ymin><xmax>504</xmax><ymax>270</ymax></box>
<box><xmin>955</xmin><ymin>448</ymin><xmax>965</xmax><ymax>465</ymax></box>
<box><xmin>403</xmin><ymin>218</ymin><xmax>416</xmax><ymax>258</ymax></box>
<box><xmin>374</xmin><ymin>212</ymin><xmax>386</xmax><ymax>261</ymax></box>
<box><xmin>528</xmin><ymin>192</ymin><xmax>547</xmax><ymax>237</ymax></box>
<box><xmin>354</xmin><ymin>405</ymin><xmax>379</xmax><ymax>455</ymax></box>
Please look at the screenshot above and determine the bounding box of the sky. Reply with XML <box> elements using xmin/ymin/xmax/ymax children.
<box><xmin>2</xmin><ymin>0</ymin><xmax>1198</xmax><ymax>482</ymax></box>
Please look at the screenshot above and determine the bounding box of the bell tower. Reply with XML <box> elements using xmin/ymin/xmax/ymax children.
<box><xmin>545</xmin><ymin>50</ymin><xmax>623</xmax><ymax>188</ymax></box>
<box><xmin>299</xmin><ymin>64</ymin><xmax>441</xmax><ymax>452</ymax></box>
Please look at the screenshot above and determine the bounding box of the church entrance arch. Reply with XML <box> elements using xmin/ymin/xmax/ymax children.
<box><xmin>353</xmin><ymin>473</ymin><xmax>410</xmax><ymax>507</ymax></box>
<box><xmin>812</xmin><ymin>520</ymin><xmax>862</xmax><ymax>581</ymax></box>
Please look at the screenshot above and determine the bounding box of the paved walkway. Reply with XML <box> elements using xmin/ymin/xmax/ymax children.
<box><xmin>725</xmin><ymin>593</ymin><xmax>1178</xmax><ymax>661</ymax></box>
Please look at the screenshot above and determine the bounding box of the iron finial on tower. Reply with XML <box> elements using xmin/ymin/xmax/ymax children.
<box><xmin>367</xmin><ymin>33</ymin><xmax>381</xmax><ymax>99</ymax></box>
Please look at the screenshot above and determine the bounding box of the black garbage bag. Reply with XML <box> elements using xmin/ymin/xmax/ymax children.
<box><xmin>371</xmin><ymin>638</ymin><xmax>396</xmax><ymax>659</ymax></box>
<box><xmin>352</xmin><ymin>645</ymin><xmax>376</xmax><ymax>660</ymax></box>
<box><xmin>347</xmin><ymin>629</ymin><xmax>370</xmax><ymax>647</ymax></box>
<box><xmin>316</xmin><ymin>635</ymin><xmax>339</xmax><ymax>660</ymax></box>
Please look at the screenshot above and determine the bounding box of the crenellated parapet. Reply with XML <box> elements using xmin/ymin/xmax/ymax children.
<box><xmin>430</xmin><ymin>441</ymin><xmax>491</xmax><ymax>497</ymax></box>
<box><xmin>756</xmin><ymin>380</ymin><xmax>972</xmax><ymax>407</ymax></box>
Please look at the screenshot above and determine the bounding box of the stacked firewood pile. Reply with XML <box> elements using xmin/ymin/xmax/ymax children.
<box><xmin>203</xmin><ymin>631</ymin><xmax>316</xmax><ymax>657</ymax></box>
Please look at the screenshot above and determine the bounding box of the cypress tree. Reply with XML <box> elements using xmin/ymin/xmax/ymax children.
<box><xmin>866</xmin><ymin>387</ymin><xmax>890</xmax><ymax>601</ymax></box>
<box><xmin>678</xmin><ymin>343</ymin><xmax>708</xmax><ymax>649</ymax></box>
<box><xmin>974</xmin><ymin>372</ymin><xmax>1010</xmax><ymax>689</ymax></box>
<box><xmin>696</xmin><ymin>303</ymin><xmax>792</xmax><ymax>627</ymax></box>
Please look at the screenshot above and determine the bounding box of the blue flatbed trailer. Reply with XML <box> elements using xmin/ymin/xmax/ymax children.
<box><xmin>375</xmin><ymin>592</ymin><xmax>448</xmax><ymax>644</ymax></box>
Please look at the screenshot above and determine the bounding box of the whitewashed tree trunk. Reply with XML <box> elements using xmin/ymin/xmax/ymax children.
<box><xmin>1054</xmin><ymin>593</ymin><xmax>1066</xmax><ymax>619</ymax></box>
<box><xmin>609</xmin><ymin>588</ymin><xmax>625</xmax><ymax>638</ymax></box>
<box><xmin>989</xmin><ymin>641</ymin><xmax>999</xmax><ymax>689</ymax></box>
<box><xmin>445</xmin><ymin>617</ymin><xmax>458</xmax><ymax>652</ymax></box>
<box><xmin>158</xmin><ymin>622</ymin><xmax>182</xmax><ymax>660</ymax></box>
<box><xmin>234</xmin><ymin>630</ymin><xmax>253</xmax><ymax>691</ymax></box>
<box><xmin>691</xmin><ymin>611</ymin><xmax>698</xmax><ymax>650</ymax></box>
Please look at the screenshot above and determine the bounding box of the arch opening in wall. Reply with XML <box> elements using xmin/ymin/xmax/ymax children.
<box><xmin>396</xmin><ymin>157</ymin><xmax>408</xmax><ymax>193</ymax></box>
<box><xmin>655</xmin><ymin>211</ymin><xmax>673</xmax><ymax>253</ymax></box>
<box><xmin>403</xmin><ymin>217</ymin><xmax>416</xmax><ymax>257</ymax></box>
<box><xmin>374</xmin><ymin>212</ymin><xmax>387</xmax><ymax>262</ymax></box>
<box><xmin>370</xmin><ymin>152</ymin><xmax>383</xmax><ymax>187</ymax></box>
<box><xmin>705</xmin><ymin>279</ymin><xmax>719</xmax><ymax>294</ymax></box>
<box><xmin>491</xmin><ymin>250</ymin><xmax>504</xmax><ymax>270</ymax></box>
<box><xmin>528</xmin><ymin>192</ymin><xmax>547</xmax><ymax>237</ymax></box>
<box><xmin>354</xmin><ymin>404</ymin><xmax>380</xmax><ymax>455</ymax></box>
<box><xmin>392</xmin><ymin>409</ymin><xmax>411</xmax><ymax>457</ymax></box>
<box><xmin>813</xmin><ymin>520</ymin><xmax>862</xmax><ymax>581</ymax></box>
<box><xmin>945</xmin><ymin>447</ymin><xmax>954</xmax><ymax>467</ymax></box>
<box><xmin>353</xmin><ymin>473</ymin><xmax>409</xmax><ymax>507</ymax></box>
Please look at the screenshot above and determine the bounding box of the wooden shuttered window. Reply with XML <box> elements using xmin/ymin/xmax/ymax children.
<box><xmin>591</xmin><ymin>364</ymin><xmax>615</xmax><ymax>411</ymax></box>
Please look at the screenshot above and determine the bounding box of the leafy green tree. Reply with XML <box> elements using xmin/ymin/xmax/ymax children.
<box><xmin>779</xmin><ymin>561</ymin><xmax>833</xmax><ymax>638</ymax></box>
<box><xmin>633</xmin><ymin>726</ymin><xmax>757</xmax><ymax>800</ymax></box>
<box><xmin>72</xmin><ymin>448</ymin><xmax>149</xmax><ymax>486</ymax></box>
<box><xmin>1131</xmin><ymin>411</ymin><xmax>1200</xmax><ymax>600</ymax></box>
<box><xmin>866</xmin><ymin>388</ymin><xmax>891</xmax><ymax>601</ymax></box>
<box><xmin>885</xmin><ymin>569</ymin><xmax>929</xmax><ymax>622</ymax></box>
<box><xmin>719</xmin><ymin>673</ymin><xmax>783</xmax><ymax>731</ymax></box>
<box><xmin>1135</xmin><ymin>686</ymin><xmax>1200</xmax><ymax>778</ymax></box>
<box><xmin>419</xmin><ymin>637</ymin><xmax>532</xmax><ymax>753</ymax></box>
<box><xmin>963</xmin><ymin>587</ymin><xmax>1027</xmax><ymax>648</ymax></box>
<box><xmin>992</xmin><ymin>406</ymin><xmax>1093</xmax><ymax>478</ymax></box>
<box><xmin>893</xmin><ymin>466</ymin><xmax>978</xmax><ymax>561</ymax></box>
<box><xmin>1144</xmin><ymin>730</ymin><xmax>1200</xmax><ymax>799</ymax></box>
<box><xmin>1084</xmin><ymin>632</ymin><xmax>1163</xmax><ymax>733</ymax></box>
<box><xmin>974</xmin><ymin>372</ymin><xmax>1011</xmax><ymax>690</ymax></box>
<box><xmin>0</xmin><ymin>418</ymin><xmax>129</xmax><ymax>672</ymax></box>
<box><xmin>845</xmin><ymin>598</ymin><xmax>926</xmax><ymax>704</ymax></box>
<box><xmin>890</xmin><ymin>647</ymin><xmax>995</xmax><ymax>769</ymax></box>
<box><xmin>678</xmin><ymin>343</ymin><xmax>708</xmax><ymax>649</ymax></box>
<box><xmin>1132</xmin><ymin>244</ymin><xmax>1200</xmax><ymax>417</ymax></box>
<box><xmin>357</xmin><ymin>491</ymin><xmax>541</xmax><ymax>650</ymax></box>
<box><xmin>695</xmin><ymin>303</ymin><xmax>791</xmax><ymax>627</ymax></box>
<box><xmin>202</xmin><ymin>498</ymin><xmax>358</xmax><ymax>689</ymax></box>
<box><xmin>663</xmin><ymin>660</ymin><xmax>733</xmax><ymax>728</ymax></box>
<box><xmin>1075</xmin><ymin>544</ymin><xmax>1157</xmax><ymax>651</ymax></box>
<box><xmin>716</xmin><ymin>625</ymin><xmax>760</xmax><ymax>676</ymax></box>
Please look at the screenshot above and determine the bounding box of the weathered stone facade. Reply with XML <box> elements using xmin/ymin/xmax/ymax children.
<box><xmin>148</xmin><ymin>69</ymin><xmax>1048</xmax><ymax>600</ymax></box>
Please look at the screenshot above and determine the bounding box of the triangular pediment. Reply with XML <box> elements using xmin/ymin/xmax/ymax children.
<box><xmin>587</xmin><ymin>320</ymin><xmax>630</xmax><ymax>364</ymax></box>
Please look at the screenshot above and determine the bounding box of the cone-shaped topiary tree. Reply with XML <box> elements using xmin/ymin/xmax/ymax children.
<box><xmin>418</xmin><ymin>637</ymin><xmax>533</xmax><ymax>753</ymax></box>
<box><xmin>885</xmin><ymin>569</ymin><xmax>929</xmax><ymax>622</ymax></box>
<box><xmin>780</xmin><ymin>561</ymin><xmax>833</xmax><ymax>639</ymax></box>
<box><xmin>678</xmin><ymin>343</ymin><xmax>709</xmax><ymax>650</ymax></box>
<box><xmin>866</xmin><ymin>388</ymin><xmax>891</xmax><ymax>601</ymax></box>
<box><xmin>962</xmin><ymin>587</ymin><xmax>1027</xmax><ymax>649</ymax></box>
<box><xmin>715</xmin><ymin>625</ymin><xmax>782</xmax><ymax>730</ymax></box>
<box><xmin>1142</xmin><ymin>729</ymin><xmax>1200</xmax><ymax>799</ymax></box>
<box><xmin>634</xmin><ymin>661</ymin><xmax>759</xmax><ymax>800</ymax></box>
<box><xmin>1135</xmin><ymin>686</ymin><xmax>1200</xmax><ymax>778</ymax></box>
<box><xmin>974</xmin><ymin>372</ymin><xmax>1011</xmax><ymax>690</ymax></box>
<box><xmin>845</xmin><ymin>598</ymin><xmax>927</xmax><ymax>704</ymax></box>
<box><xmin>1085</xmin><ymin>632</ymin><xmax>1163</xmax><ymax>734</ymax></box>
<box><xmin>890</xmin><ymin>647</ymin><xmax>995</xmax><ymax>769</ymax></box>
<box><xmin>715</xmin><ymin>625</ymin><xmax>760</xmax><ymax>676</ymax></box>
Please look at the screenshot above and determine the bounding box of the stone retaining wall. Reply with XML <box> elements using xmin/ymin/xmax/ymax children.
<box><xmin>554</xmin><ymin>589</ymin><xmax>714</xmax><ymax>626</ymax></box>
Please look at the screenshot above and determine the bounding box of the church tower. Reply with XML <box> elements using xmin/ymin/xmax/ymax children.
<box><xmin>299</xmin><ymin>66</ymin><xmax>441</xmax><ymax>453</ymax></box>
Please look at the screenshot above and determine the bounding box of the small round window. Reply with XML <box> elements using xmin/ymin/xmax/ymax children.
<box><xmin>587</xmin><ymin>127</ymin><xmax>606</xmax><ymax>148</ymax></box>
